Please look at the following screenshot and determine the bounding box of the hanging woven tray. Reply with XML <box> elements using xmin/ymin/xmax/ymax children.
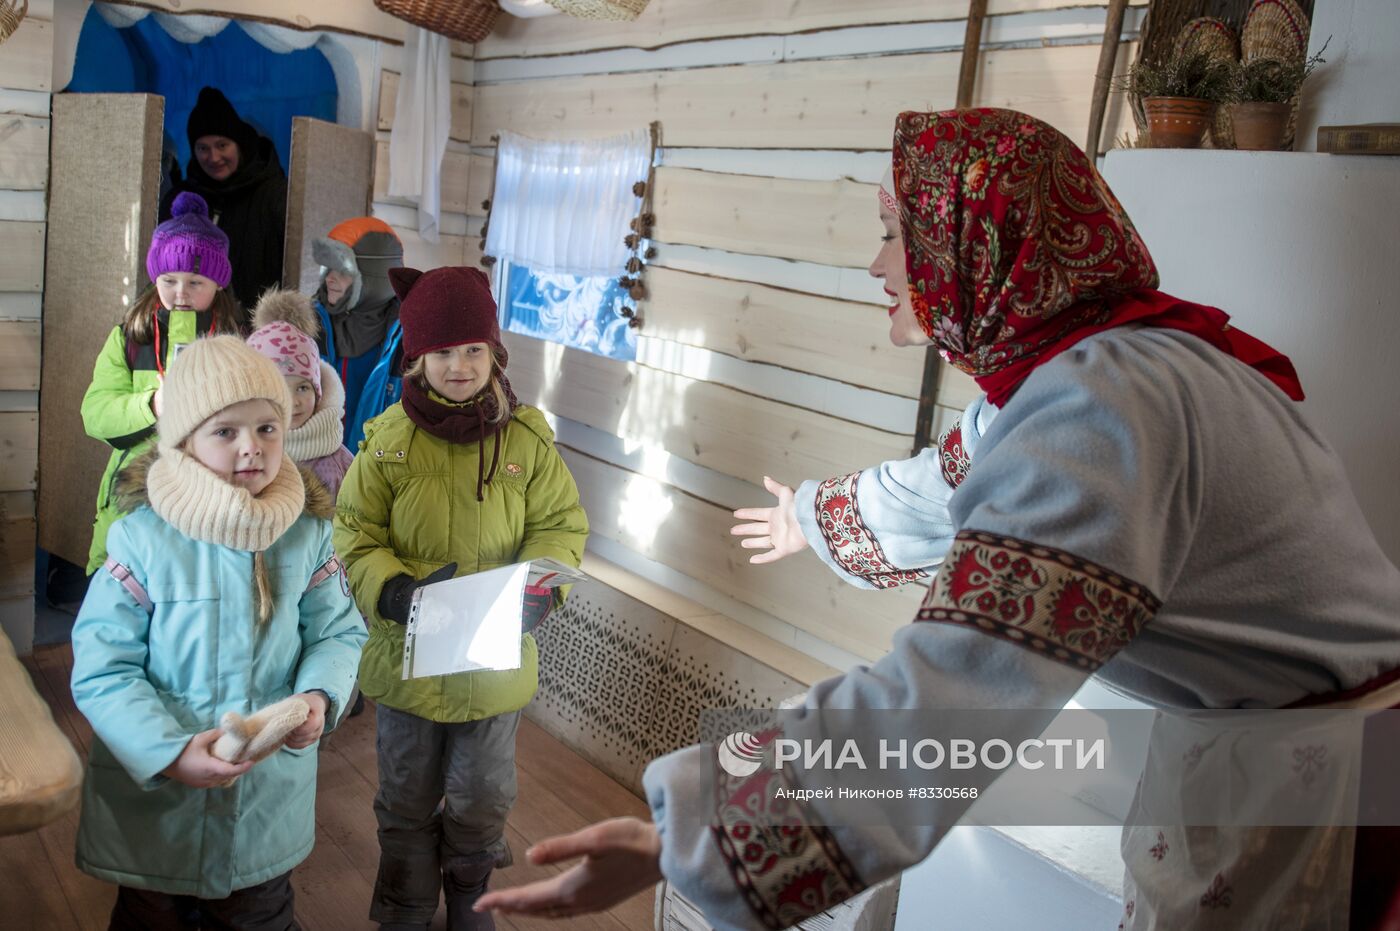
<box><xmin>544</xmin><ymin>0</ymin><xmax>650</xmax><ymax>22</ymax></box>
<box><xmin>0</xmin><ymin>0</ymin><xmax>27</xmax><ymax>45</ymax></box>
<box><xmin>1173</xmin><ymin>17</ymin><xmax>1241</xmax><ymax>149</ymax></box>
<box><xmin>374</xmin><ymin>0</ymin><xmax>500</xmax><ymax>43</ymax></box>
<box><xmin>1242</xmin><ymin>0</ymin><xmax>1309</xmax><ymax>64</ymax></box>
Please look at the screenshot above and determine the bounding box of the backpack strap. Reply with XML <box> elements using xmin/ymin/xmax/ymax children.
<box><xmin>102</xmin><ymin>558</ymin><xmax>153</xmax><ymax>614</ymax></box>
<box><xmin>306</xmin><ymin>555</ymin><xmax>345</xmax><ymax>594</ymax></box>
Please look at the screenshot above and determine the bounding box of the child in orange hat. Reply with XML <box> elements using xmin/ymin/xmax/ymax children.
<box><xmin>312</xmin><ymin>216</ymin><xmax>405</xmax><ymax>450</ymax></box>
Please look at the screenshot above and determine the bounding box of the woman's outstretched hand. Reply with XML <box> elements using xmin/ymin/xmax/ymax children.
<box><xmin>474</xmin><ymin>817</ymin><xmax>662</xmax><ymax>919</ymax></box>
<box><xmin>731</xmin><ymin>475</ymin><xmax>808</xmax><ymax>564</ymax></box>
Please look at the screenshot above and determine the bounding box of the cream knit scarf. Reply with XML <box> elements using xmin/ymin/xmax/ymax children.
<box><xmin>147</xmin><ymin>448</ymin><xmax>305</xmax><ymax>552</ymax></box>
<box><xmin>285</xmin><ymin>361</ymin><xmax>347</xmax><ymax>462</ymax></box>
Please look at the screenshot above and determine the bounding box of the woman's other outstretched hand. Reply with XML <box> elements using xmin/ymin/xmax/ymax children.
<box><xmin>731</xmin><ymin>475</ymin><xmax>808</xmax><ymax>564</ymax></box>
<box><xmin>474</xmin><ymin>817</ymin><xmax>662</xmax><ymax>919</ymax></box>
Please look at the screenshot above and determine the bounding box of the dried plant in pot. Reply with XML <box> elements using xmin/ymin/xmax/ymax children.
<box><xmin>1118</xmin><ymin>49</ymin><xmax>1233</xmax><ymax>148</ymax></box>
<box><xmin>1226</xmin><ymin>46</ymin><xmax>1325</xmax><ymax>151</ymax></box>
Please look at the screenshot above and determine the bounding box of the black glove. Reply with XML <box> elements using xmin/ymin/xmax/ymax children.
<box><xmin>521</xmin><ymin>584</ymin><xmax>555</xmax><ymax>634</ymax></box>
<box><xmin>378</xmin><ymin>562</ymin><xmax>458</xmax><ymax>624</ymax></box>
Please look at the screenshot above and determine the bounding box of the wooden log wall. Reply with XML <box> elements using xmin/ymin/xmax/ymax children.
<box><xmin>0</xmin><ymin>0</ymin><xmax>54</xmax><ymax>653</ymax></box>
<box><xmin>455</xmin><ymin>0</ymin><xmax>1143</xmax><ymax>667</ymax></box>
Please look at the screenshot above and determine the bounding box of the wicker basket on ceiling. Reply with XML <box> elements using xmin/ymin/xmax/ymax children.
<box><xmin>544</xmin><ymin>0</ymin><xmax>650</xmax><ymax>22</ymax></box>
<box><xmin>374</xmin><ymin>0</ymin><xmax>500</xmax><ymax>42</ymax></box>
<box><xmin>0</xmin><ymin>0</ymin><xmax>27</xmax><ymax>46</ymax></box>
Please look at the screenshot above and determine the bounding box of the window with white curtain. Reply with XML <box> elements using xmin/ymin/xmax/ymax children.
<box><xmin>485</xmin><ymin>128</ymin><xmax>652</xmax><ymax>361</ymax></box>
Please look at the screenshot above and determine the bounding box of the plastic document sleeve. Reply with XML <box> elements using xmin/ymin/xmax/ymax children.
<box><xmin>401</xmin><ymin>558</ymin><xmax>588</xmax><ymax>679</ymax></box>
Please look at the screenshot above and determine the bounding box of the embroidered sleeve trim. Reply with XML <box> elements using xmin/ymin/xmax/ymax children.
<box><xmin>937</xmin><ymin>421</ymin><xmax>971</xmax><ymax>489</ymax></box>
<box><xmin>917</xmin><ymin>530</ymin><xmax>1161</xmax><ymax>671</ymax></box>
<box><xmin>813</xmin><ymin>471</ymin><xmax>927</xmax><ymax>589</ymax></box>
<box><xmin>711</xmin><ymin>730</ymin><xmax>866</xmax><ymax>929</ymax></box>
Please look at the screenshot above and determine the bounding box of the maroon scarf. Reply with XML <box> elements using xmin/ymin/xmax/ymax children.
<box><xmin>890</xmin><ymin>108</ymin><xmax>1303</xmax><ymax>406</ymax></box>
<box><xmin>400</xmin><ymin>374</ymin><xmax>520</xmax><ymax>501</ymax></box>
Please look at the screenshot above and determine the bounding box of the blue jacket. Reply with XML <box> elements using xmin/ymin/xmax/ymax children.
<box><xmin>70</xmin><ymin>466</ymin><xmax>366</xmax><ymax>898</ymax></box>
<box><xmin>315</xmin><ymin>301</ymin><xmax>403</xmax><ymax>451</ymax></box>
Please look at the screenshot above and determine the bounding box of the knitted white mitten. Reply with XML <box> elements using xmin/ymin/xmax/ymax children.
<box><xmin>212</xmin><ymin>696</ymin><xmax>311</xmax><ymax>765</ymax></box>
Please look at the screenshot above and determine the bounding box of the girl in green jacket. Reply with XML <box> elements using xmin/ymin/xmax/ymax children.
<box><xmin>334</xmin><ymin>266</ymin><xmax>588</xmax><ymax>931</ymax></box>
<box><xmin>71</xmin><ymin>336</ymin><xmax>366</xmax><ymax>929</ymax></box>
<box><xmin>80</xmin><ymin>192</ymin><xmax>245</xmax><ymax>573</ymax></box>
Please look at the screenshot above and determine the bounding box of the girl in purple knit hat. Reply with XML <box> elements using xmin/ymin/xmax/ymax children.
<box><xmin>80</xmin><ymin>191</ymin><xmax>246</xmax><ymax>574</ymax></box>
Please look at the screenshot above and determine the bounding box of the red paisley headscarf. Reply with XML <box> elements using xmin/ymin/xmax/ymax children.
<box><xmin>888</xmin><ymin>108</ymin><xmax>1303</xmax><ymax>406</ymax></box>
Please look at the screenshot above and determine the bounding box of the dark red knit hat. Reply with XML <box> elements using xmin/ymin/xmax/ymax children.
<box><xmin>390</xmin><ymin>266</ymin><xmax>503</xmax><ymax>362</ymax></box>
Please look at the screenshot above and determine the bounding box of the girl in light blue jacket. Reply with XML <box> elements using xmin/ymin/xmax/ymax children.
<box><xmin>70</xmin><ymin>336</ymin><xmax>367</xmax><ymax>930</ymax></box>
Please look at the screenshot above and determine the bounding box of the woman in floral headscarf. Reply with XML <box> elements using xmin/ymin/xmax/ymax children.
<box><xmin>475</xmin><ymin>110</ymin><xmax>1400</xmax><ymax>930</ymax></box>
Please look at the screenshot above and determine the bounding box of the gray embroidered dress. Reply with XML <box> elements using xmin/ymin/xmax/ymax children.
<box><xmin>642</xmin><ymin>326</ymin><xmax>1400</xmax><ymax>931</ymax></box>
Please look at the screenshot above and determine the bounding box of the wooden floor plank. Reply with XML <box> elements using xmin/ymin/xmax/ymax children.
<box><xmin>31</xmin><ymin>644</ymin><xmax>93</xmax><ymax>756</ymax></box>
<box><xmin>312</xmin><ymin>743</ymin><xmax>383</xmax><ymax>888</ymax></box>
<box><xmin>33</xmin><ymin>806</ymin><xmax>115</xmax><ymax>931</ymax></box>
<box><xmin>325</xmin><ymin>697</ymin><xmax>380</xmax><ymax>788</ymax></box>
<box><xmin>21</xmin><ymin>652</ymin><xmax>113</xmax><ymax>929</ymax></box>
<box><xmin>0</xmin><ymin>827</ymin><xmax>85</xmax><ymax>929</ymax></box>
<box><xmin>514</xmin><ymin>717</ymin><xmax>651</xmax><ymax>825</ymax></box>
<box><xmin>290</xmin><ymin>823</ymin><xmax>378</xmax><ymax>931</ymax></box>
<box><xmin>21</xmin><ymin>652</ymin><xmax>82</xmax><ymax>751</ymax></box>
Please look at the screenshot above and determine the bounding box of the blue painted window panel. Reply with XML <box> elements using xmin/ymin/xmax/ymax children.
<box><xmin>501</xmin><ymin>261</ymin><xmax>637</xmax><ymax>362</ymax></box>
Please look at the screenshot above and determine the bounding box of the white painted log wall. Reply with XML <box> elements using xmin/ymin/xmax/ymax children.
<box><xmin>457</xmin><ymin>2</ymin><xmax>1142</xmax><ymax>668</ymax></box>
<box><xmin>0</xmin><ymin>0</ymin><xmax>54</xmax><ymax>653</ymax></box>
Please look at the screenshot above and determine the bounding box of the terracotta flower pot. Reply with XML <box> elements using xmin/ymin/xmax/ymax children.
<box><xmin>1143</xmin><ymin>96</ymin><xmax>1216</xmax><ymax>148</ymax></box>
<box><xmin>1230</xmin><ymin>101</ymin><xmax>1293</xmax><ymax>151</ymax></box>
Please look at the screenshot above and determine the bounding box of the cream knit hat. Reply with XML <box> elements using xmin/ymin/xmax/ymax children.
<box><xmin>159</xmin><ymin>335</ymin><xmax>293</xmax><ymax>451</ymax></box>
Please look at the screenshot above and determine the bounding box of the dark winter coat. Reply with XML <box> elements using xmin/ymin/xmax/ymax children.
<box><xmin>161</xmin><ymin>136</ymin><xmax>288</xmax><ymax>311</ymax></box>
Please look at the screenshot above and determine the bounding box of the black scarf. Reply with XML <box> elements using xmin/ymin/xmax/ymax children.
<box><xmin>319</xmin><ymin>285</ymin><xmax>400</xmax><ymax>361</ymax></box>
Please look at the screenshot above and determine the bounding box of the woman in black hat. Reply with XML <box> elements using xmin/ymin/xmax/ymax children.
<box><xmin>160</xmin><ymin>86</ymin><xmax>288</xmax><ymax>313</ymax></box>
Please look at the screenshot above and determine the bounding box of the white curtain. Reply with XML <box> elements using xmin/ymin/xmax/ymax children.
<box><xmin>486</xmin><ymin>128</ymin><xmax>651</xmax><ymax>278</ymax></box>
<box><xmin>151</xmin><ymin>13</ymin><xmax>230</xmax><ymax>43</ymax></box>
<box><xmin>239</xmin><ymin>22</ymin><xmax>322</xmax><ymax>53</ymax></box>
<box><xmin>388</xmin><ymin>25</ymin><xmax>452</xmax><ymax>243</ymax></box>
<box><xmin>93</xmin><ymin>4</ymin><xmax>149</xmax><ymax>29</ymax></box>
<box><xmin>95</xmin><ymin>4</ymin><xmax>316</xmax><ymax>53</ymax></box>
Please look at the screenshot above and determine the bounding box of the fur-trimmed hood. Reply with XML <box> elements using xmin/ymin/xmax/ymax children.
<box><xmin>115</xmin><ymin>448</ymin><xmax>335</xmax><ymax>520</ymax></box>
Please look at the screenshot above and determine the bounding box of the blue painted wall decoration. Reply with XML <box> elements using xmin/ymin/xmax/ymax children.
<box><xmin>67</xmin><ymin>7</ymin><xmax>337</xmax><ymax>176</ymax></box>
<box><xmin>501</xmin><ymin>262</ymin><xmax>638</xmax><ymax>362</ymax></box>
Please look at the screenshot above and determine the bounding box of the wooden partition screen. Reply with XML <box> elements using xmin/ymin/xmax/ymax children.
<box><xmin>282</xmin><ymin>117</ymin><xmax>375</xmax><ymax>294</ymax></box>
<box><xmin>39</xmin><ymin>95</ymin><xmax>164</xmax><ymax>569</ymax></box>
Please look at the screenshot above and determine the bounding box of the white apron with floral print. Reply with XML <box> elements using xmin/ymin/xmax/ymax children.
<box><xmin>1120</xmin><ymin>678</ymin><xmax>1400</xmax><ymax>930</ymax></box>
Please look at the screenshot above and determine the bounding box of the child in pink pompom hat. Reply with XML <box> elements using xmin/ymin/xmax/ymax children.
<box><xmin>247</xmin><ymin>290</ymin><xmax>353</xmax><ymax>499</ymax></box>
